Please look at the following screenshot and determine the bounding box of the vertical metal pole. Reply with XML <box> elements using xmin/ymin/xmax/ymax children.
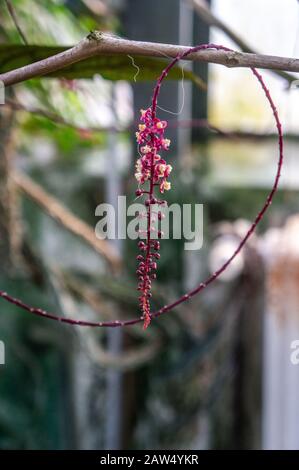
<box><xmin>181</xmin><ymin>0</ymin><xmax>203</xmax><ymax>294</ymax></box>
<box><xmin>105</xmin><ymin>85</ymin><xmax>123</xmax><ymax>450</ymax></box>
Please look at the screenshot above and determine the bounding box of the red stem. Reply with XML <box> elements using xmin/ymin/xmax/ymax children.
<box><xmin>0</xmin><ymin>43</ymin><xmax>283</xmax><ymax>328</ymax></box>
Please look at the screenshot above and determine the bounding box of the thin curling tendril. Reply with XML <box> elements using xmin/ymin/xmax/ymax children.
<box><xmin>0</xmin><ymin>43</ymin><xmax>284</xmax><ymax>328</ymax></box>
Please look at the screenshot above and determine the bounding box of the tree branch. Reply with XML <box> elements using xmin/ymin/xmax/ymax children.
<box><xmin>0</xmin><ymin>32</ymin><xmax>299</xmax><ymax>87</ymax></box>
<box><xmin>4</xmin><ymin>99</ymin><xmax>299</xmax><ymax>142</ymax></box>
<box><xmin>13</xmin><ymin>170</ymin><xmax>122</xmax><ymax>272</ymax></box>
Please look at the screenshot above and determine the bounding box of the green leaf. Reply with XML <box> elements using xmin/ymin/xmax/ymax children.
<box><xmin>0</xmin><ymin>44</ymin><xmax>206</xmax><ymax>89</ymax></box>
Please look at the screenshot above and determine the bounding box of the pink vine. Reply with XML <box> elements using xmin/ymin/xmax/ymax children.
<box><xmin>0</xmin><ymin>43</ymin><xmax>284</xmax><ymax>328</ymax></box>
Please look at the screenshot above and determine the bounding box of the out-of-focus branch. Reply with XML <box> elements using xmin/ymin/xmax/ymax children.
<box><xmin>1</xmin><ymin>32</ymin><xmax>299</xmax><ymax>87</ymax></box>
<box><xmin>12</xmin><ymin>171</ymin><xmax>122</xmax><ymax>272</ymax></box>
<box><xmin>0</xmin><ymin>100</ymin><xmax>23</xmax><ymax>270</ymax></box>
<box><xmin>81</xmin><ymin>0</ymin><xmax>111</xmax><ymax>17</ymax></box>
<box><xmin>60</xmin><ymin>270</ymin><xmax>121</xmax><ymax>322</ymax></box>
<box><xmin>86</xmin><ymin>334</ymin><xmax>161</xmax><ymax>370</ymax></box>
<box><xmin>190</xmin><ymin>0</ymin><xmax>297</xmax><ymax>84</ymax></box>
<box><xmin>190</xmin><ymin>0</ymin><xmax>254</xmax><ymax>51</ymax></box>
<box><xmin>4</xmin><ymin>0</ymin><xmax>28</xmax><ymax>45</ymax></box>
<box><xmin>4</xmin><ymin>98</ymin><xmax>121</xmax><ymax>133</ymax></box>
<box><xmin>5</xmin><ymin>100</ymin><xmax>299</xmax><ymax>142</ymax></box>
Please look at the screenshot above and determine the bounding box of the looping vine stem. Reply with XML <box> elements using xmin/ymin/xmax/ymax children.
<box><xmin>0</xmin><ymin>43</ymin><xmax>284</xmax><ymax>328</ymax></box>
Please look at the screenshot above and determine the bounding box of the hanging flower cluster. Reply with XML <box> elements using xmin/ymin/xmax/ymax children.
<box><xmin>135</xmin><ymin>108</ymin><xmax>172</xmax><ymax>328</ymax></box>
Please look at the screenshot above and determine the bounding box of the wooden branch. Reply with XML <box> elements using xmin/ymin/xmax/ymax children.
<box><xmin>12</xmin><ymin>170</ymin><xmax>122</xmax><ymax>272</ymax></box>
<box><xmin>190</xmin><ymin>0</ymin><xmax>296</xmax><ymax>84</ymax></box>
<box><xmin>1</xmin><ymin>32</ymin><xmax>299</xmax><ymax>87</ymax></box>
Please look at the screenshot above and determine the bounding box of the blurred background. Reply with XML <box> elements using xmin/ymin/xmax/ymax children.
<box><xmin>0</xmin><ymin>0</ymin><xmax>299</xmax><ymax>450</ymax></box>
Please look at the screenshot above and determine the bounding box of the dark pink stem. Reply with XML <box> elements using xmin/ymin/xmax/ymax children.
<box><xmin>0</xmin><ymin>43</ymin><xmax>283</xmax><ymax>328</ymax></box>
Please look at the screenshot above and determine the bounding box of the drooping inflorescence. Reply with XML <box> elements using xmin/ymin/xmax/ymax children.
<box><xmin>135</xmin><ymin>108</ymin><xmax>172</xmax><ymax>328</ymax></box>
